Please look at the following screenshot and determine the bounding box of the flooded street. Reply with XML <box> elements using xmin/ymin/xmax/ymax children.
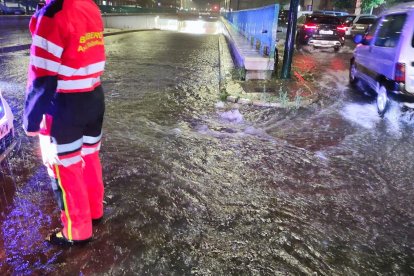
<box><xmin>0</xmin><ymin>22</ymin><xmax>413</xmax><ymax>275</ymax></box>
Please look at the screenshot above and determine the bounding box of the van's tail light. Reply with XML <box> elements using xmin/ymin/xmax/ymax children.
<box><xmin>336</xmin><ymin>25</ymin><xmax>347</xmax><ymax>32</ymax></box>
<box><xmin>304</xmin><ymin>23</ymin><xmax>317</xmax><ymax>30</ymax></box>
<box><xmin>395</xmin><ymin>62</ymin><xmax>406</xmax><ymax>82</ymax></box>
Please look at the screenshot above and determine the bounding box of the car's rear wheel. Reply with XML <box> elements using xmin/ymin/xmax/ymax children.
<box><xmin>376</xmin><ymin>84</ymin><xmax>389</xmax><ymax>117</ymax></box>
<box><xmin>349</xmin><ymin>60</ymin><xmax>358</xmax><ymax>87</ymax></box>
<box><xmin>334</xmin><ymin>46</ymin><xmax>340</xmax><ymax>52</ymax></box>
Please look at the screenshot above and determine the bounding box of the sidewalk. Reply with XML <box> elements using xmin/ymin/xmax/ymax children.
<box><xmin>218</xmin><ymin>35</ymin><xmax>318</xmax><ymax>109</ymax></box>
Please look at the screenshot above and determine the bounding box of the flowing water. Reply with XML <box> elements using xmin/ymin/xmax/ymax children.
<box><xmin>0</xmin><ymin>23</ymin><xmax>413</xmax><ymax>275</ymax></box>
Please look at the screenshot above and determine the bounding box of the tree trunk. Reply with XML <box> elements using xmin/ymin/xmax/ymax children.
<box><xmin>355</xmin><ymin>0</ymin><xmax>362</xmax><ymax>15</ymax></box>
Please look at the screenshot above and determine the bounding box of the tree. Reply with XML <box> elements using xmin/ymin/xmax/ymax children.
<box><xmin>361</xmin><ymin>0</ymin><xmax>385</xmax><ymax>13</ymax></box>
<box><xmin>355</xmin><ymin>0</ymin><xmax>362</xmax><ymax>14</ymax></box>
<box><xmin>333</xmin><ymin>0</ymin><xmax>354</xmax><ymax>10</ymax></box>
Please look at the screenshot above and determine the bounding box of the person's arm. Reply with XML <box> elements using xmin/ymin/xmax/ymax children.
<box><xmin>23</xmin><ymin>12</ymin><xmax>65</xmax><ymax>134</ymax></box>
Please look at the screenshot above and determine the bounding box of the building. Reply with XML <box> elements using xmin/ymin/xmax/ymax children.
<box><xmin>300</xmin><ymin>0</ymin><xmax>334</xmax><ymax>11</ymax></box>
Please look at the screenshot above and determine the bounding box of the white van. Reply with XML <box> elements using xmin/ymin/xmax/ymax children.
<box><xmin>350</xmin><ymin>2</ymin><xmax>414</xmax><ymax>116</ymax></box>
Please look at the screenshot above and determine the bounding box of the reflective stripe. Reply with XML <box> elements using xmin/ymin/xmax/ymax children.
<box><xmin>83</xmin><ymin>133</ymin><xmax>102</xmax><ymax>144</ymax></box>
<box><xmin>55</xmin><ymin>165</ymin><xmax>73</xmax><ymax>240</ymax></box>
<box><xmin>55</xmin><ymin>138</ymin><xmax>83</xmax><ymax>154</ymax></box>
<box><xmin>60</xmin><ymin>155</ymin><xmax>82</xmax><ymax>167</ymax></box>
<box><xmin>81</xmin><ymin>144</ymin><xmax>101</xmax><ymax>156</ymax></box>
<box><xmin>57</xmin><ymin>77</ymin><xmax>100</xmax><ymax>91</ymax></box>
<box><xmin>31</xmin><ymin>56</ymin><xmax>60</xmax><ymax>73</ymax></box>
<box><xmin>33</xmin><ymin>35</ymin><xmax>63</xmax><ymax>58</ymax></box>
<box><xmin>58</xmin><ymin>61</ymin><xmax>105</xmax><ymax>77</ymax></box>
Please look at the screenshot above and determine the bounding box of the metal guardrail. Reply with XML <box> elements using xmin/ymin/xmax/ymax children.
<box><xmin>223</xmin><ymin>4</ymin><xmax>279</xmax><ymax>58</ymax></box>
<box><xmin>98</xmin><ymin>5</ymin><xmax>176</xmax><ymax>14</ymax></box>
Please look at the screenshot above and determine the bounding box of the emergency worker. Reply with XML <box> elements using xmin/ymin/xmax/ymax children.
<box><xmin>24</xmin><ymin>0</ymin><xmax>106</xmax><ymax>245</ymax></box>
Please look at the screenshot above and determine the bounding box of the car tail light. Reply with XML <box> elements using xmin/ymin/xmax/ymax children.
<box><xmin>304</xmin><ymin>23</ymin><xmax>317</xmax><ymax>30</ymax></box>
<box><xmin>336</xmin><ymin>25</ymin><xmax>347</xmax><ymax>32</ymax></box>
<box><xmin>395</xmin><ymin>62</ymin><xmax>406</xmax><ymax>82</ymax></box>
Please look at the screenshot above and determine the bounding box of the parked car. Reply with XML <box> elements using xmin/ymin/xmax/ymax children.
<box><xmin>313</xmin><ymin>10</ymin><xmax>349</xmax><ymax>16</ymax></box>
<box><xmin>298</xmin><ymin>10</ymin><xmax>313</xmax><ymax>18</ymax></box>
<box><xmin>350</xmin><ymin>14</ymin><xmax>377</xmax><ymax>37</ymax></box>
<box><xmin>0</xmin><ymin>4</ymin><xmax>25</xmax><ymax>15</ymax></box>
<box><xmin>278</xmin><ymin>10</ymin><xmax>312</xmax><ymax>32</ymax></box>
<box><xmin>0</xmin><ymin>90</ymin><xmax>15</xmax><ymax>159</ymax></box>
<box><xmin>296</xmin><ymin>14</ymin><xmax>346</xmax><ymax>51</ymax></box>
<box><xmin>338</xmin><ymin>14</ymin><xmax>357</xmax><ymax>36</ymax></box>
<box><xmin>350</xmin><ymin>2</ymin><xmax>414</xmax><ymax>116</ymax></box>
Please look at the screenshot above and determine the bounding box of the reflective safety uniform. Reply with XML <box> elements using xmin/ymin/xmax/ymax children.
<box><xmin>24</xmin><ymin>0</ymin><xmax>106</xmax><ymax>241</ymax></box>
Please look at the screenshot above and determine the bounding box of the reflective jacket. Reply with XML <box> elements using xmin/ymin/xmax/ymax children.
<box><xmin>24</xmin><ymin>0</ymin><xmax>105</xmax><ymax>132</ymax></box>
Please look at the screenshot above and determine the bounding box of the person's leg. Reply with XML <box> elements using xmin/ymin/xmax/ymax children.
<box><xmin>82</xmin><ymin>86</ymin><xmax>105</xmax><ymax>221</ymax></box>
<box><xmin>82</xmin><ymin>122</ymin><xmax>104</xmax><ymax>221</ymax></box>
<box><xmin>39</xmin><ymin>114</ymin><xmax>92</xmax><ymax>242</ymax></box>
<box><xmin>53</xmin><ymin>161</ymin><xmax>92</xmax><ymax>241</ymax></box>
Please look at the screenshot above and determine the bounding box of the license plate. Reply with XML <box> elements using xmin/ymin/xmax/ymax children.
<box><xmin>320</xmin><ymin>30</ymin><xmax>333</xmax><ymax>35</ymax></box>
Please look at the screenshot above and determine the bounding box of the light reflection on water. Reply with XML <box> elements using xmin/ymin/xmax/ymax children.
<box><xmin>156</xmin><ymin>18</ymin><xmax>221</xmax><ymax>35</ymax></box>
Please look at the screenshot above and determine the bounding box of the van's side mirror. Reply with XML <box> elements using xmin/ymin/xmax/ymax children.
<box><xmin>353</xmin><ymin>34</ymin><xmax>364</xmax><ymax>44</ymax></box>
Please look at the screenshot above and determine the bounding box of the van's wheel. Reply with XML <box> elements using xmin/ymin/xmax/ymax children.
<box><xmin>376</xmin><ymin>84</ymin><xmax>389</xmax><ymax>117</ymax></box>
<box><xmin>334</xmin><ymin>46</ymin><xmax>340</xmax><ymax>52</ymax></box>
<box><xmin>349</xmin><ymin>60</ymin><xmax>358</xmax><ymax>87</ymax></box>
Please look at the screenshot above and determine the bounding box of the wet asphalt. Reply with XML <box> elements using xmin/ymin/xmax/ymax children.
<box><xmin>0</xmin><ymin>20</ymin><xmax>413</xmax><ymax>275</ymax></box>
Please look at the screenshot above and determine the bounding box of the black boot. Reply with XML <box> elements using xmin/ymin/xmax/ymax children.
<box><xmin>46</xmin><ymin>229</ymin><xmax>91</xmax><ymax>246</ymax></box>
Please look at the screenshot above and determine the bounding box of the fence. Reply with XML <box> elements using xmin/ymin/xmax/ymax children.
<box><xmin>224</xmin><ymin>4</ymin><xmax>279</xmax><ymax>58</ymax></box>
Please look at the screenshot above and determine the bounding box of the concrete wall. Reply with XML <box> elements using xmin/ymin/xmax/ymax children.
<box><xmin>102</xmin><ymin>14</ymin><xmax>179</xmax><ymax>30</ymax></box>
<box><xmin>0</xmin><ymin>14</ymin><xmax>179</xmax><ymax>31</ymax></box>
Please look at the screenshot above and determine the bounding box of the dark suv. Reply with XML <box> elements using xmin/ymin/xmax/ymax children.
<box><xmin>296</xmin><ymin>15</ymin><xmax>346</xmax><ymax>51</ymax></box>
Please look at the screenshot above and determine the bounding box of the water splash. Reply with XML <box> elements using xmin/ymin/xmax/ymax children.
<box><xmin>215</xmin><ymin>101</ymin><xmax>225</xmax><ymax>109</ymax></box>
<box><xmin>383</xmin><ymin>102</ymin><xmax>403</xmax><ymax>136</ymax></box>
<box><xmin>219</xmin><ymin>109</ymin><xmax>243</xmax><ymax>123</ymax></box>
<box><xmin>341</xmin><ymin>103</ymin><xmax>380</xmax><ymax>129</ymax></box>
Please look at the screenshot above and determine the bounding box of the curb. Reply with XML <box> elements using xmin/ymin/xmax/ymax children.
<box><xmin>218</xmin><ymin>31</ymin><xmax>317</xmax><ymax>109</ymax></box>
<box><xmin>222</xmin><ymin>71</ymin><xmax>317</xmax><ymax>109</ymax></box>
